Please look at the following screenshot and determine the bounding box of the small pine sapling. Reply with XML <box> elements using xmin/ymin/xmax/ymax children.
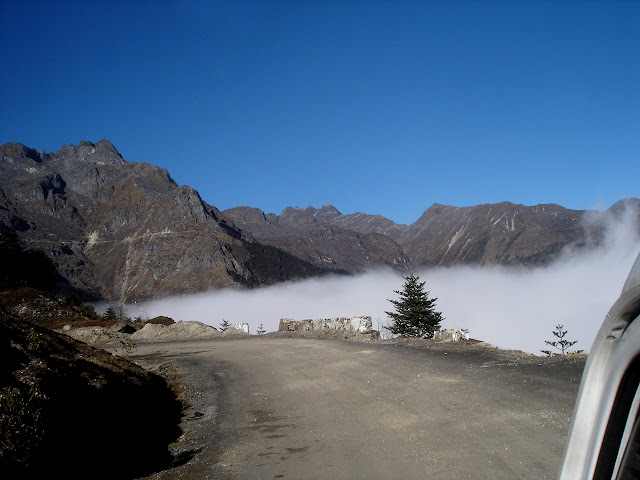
<box><xmin>541</xmin><ymin>324</ymin><xmax>584</xmax><ymax>357</ymax></box>
<box><xmin>219</xmin><ymin>319</ymin><xmax>231</xmax><ymax>332</ymax></box>
<box><xmin>257</xmin><ymin>324</ymin><xmax>266</xmax><ymax>335</ymax></box>
<box><xmin>103</xmin><ymin>306</ymin><xmax>117</xmax><ymax>320</ymax></box>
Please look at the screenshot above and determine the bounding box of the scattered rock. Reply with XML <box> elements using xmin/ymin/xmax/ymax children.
<box><xmin>147</xmin><ymin>315</ymin><xmax>175</xmax><ymax>325</ymax></box>
<box><xmin>434</xmin><ymin>328</ymin><xmax>470</xmax><ymax>342</ymax></box>
<box><xmin>233</xmin><ymin>322</ymin><xmax>249</xmax><ymax>333</ymax></box>
<box><xmin>131</xmin><ymin>321</ymin><xmax>220</xmax><ymax>341</ymax></box>
<box><xmin>62</xmin><ymin>325</ymin><xmax>120</xmax><ymax>344</ymax></box>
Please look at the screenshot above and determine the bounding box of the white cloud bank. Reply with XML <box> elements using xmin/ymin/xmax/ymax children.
<box><xmin>127</xmin><ymin>212</ymin><xmax>640</xmax><ymax>355</ymax></box>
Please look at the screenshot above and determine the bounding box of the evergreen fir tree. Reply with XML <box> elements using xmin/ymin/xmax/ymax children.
<box><xmin>257</xmin><ymin>324</ymin><xmax>266</xmax><ymax>335</ymax></box>
<box><xmin>220</xmin><ymin>319</ymin><xmax>231</xmax><ymax>332</ymax></box>
<box><xmin>103</xmin><ymin>306</ymin><xmax>117</xmax><ymax>320</ymax></box>
<box><xmin>384</xmin><ymin>273</ymin><xmax>443</xmax><ymax>338</ymax></box>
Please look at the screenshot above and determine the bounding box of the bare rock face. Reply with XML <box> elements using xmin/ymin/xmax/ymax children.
<box><xmin>397</xmin><ymin>202</ymin><xmax>589</xmax><ymax>266</ymax></box>
<box><xmin>302</xmin><ymin>201</ymin><xmax>640</xmax><ymax>268</ymax></box>
<box><xmin>0</xmin><ymin>141</ymin><xmax>325</xmax><ymax>302</ymax></box>
<box><xmin>329</xmin><ymin>210</ymin><xmax>408</xmax><ymax>239</ymax></box>
<box><xmin>224</xmin><ymin>205</ymin><xmax>411</xmax><ymax>273</ymax></box>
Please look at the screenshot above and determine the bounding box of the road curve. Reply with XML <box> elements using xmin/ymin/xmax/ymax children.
<box><xmin>134</xmin><ymin>337</ymin><xmax>584</xmax><ymax>480</ymax></box>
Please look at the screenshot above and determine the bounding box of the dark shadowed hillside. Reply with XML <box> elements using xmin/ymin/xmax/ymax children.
<box><xmin>224</xmin><ymin>204</ymin><xmax>410</xmax><ymax>273</ymax></box>
<box><xmin>0</xmin><ymin>306</ymin><xmax>184</xmax><ymax>479</ymax></box>
<box><xmin>0</xmin><ymin>141</ymin><xmax>328</xmax><ymax>302</ymax></box>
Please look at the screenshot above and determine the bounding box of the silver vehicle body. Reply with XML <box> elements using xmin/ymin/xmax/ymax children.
<box><xmin>558</xmin><ymin>250</ymin><xmax>640</xmax><ymax>479</ymax></box>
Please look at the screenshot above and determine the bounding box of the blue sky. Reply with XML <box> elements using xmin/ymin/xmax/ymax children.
<box><xmin>1</xmin><ymin>0</ymin><xmax>638</xmax><ymax>225</ymax></box>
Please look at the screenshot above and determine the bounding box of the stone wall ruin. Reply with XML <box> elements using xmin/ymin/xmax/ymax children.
<box><xmin>279</xmin><ymin>316</ymin><xmax>379</xmax><ymax>339</ymax></box>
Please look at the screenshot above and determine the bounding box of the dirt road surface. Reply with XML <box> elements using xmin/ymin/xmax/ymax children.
<box><xmin>133</xmin><ymin>336</ymin><xmax>584</xmax><ymax>480</ymax></box>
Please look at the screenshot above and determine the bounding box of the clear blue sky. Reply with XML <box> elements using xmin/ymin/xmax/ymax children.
<box><xmin>1</xmin><ymin>0</ymin><xmax>638</xmax><ymax>225</ymax></box>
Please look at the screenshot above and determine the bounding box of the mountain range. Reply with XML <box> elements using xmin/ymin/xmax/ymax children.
<box><xmin>0</xmin><ymin>141</ymin><xmax>326</xmax><ymax>301</ymax></box>
<box><xmin>2</xmin><ymin>140</ymin><xmax>639</xmax><ymax>302</ymax></box>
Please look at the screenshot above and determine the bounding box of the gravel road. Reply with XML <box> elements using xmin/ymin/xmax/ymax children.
<box><xmin>133</xmin><ymin>336</ymin><xmax>584</xmax><ymax>480</ymax></box>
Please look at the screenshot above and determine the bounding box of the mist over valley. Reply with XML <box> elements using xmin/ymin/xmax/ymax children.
<box><xmin>127</xmin><ymin>210</ymin><xmax>639</xmax><ymax>354</ymax></box>
<box><xmin>2</xmin><ymin>140</ymin><xmax>639</xmax><ymax>354</ymax></box>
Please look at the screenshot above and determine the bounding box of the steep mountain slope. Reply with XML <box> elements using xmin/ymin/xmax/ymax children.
<box><xmin>224</xmin><ymin>204</ymin><xmax>410</xmax><ymax>273</ymax></box>
<box><xmin>245</xmin><ymin>200</ymin><xmax>640</xmax><ymax>269</ymax></box>
<box><xmin>329</xmin><ymin>209</ymin><xmax>409</xmax><ymax>239</ymax></box>
<box><xmin>3</xmin><ymin>140</ymin><xmax>638</xmax><ymax>303</ymax></box>
<box><xmin>0</xmin><ymin>141</ymin><xmax>326</xmax><ymax>302</ymax></box>
<box><xmin>397</xmin><ymin>202</ymin><xmax>588</xmax><ymax>266</ymax></box>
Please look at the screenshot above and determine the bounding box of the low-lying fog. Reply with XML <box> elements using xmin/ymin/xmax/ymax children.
<box><xmin>127</xmin><ymin>212</ymin><xmax>640</xmax><ymax>355</ymax></box>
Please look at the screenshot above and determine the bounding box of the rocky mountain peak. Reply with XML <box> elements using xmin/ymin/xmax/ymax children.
<box><xmin>314</xmin><ymin>204</ymin><xmax>342</xmax><ymax>222</ymax></box>
<box><xmin>610</xmin><ymin>198</ymin><xmax>640</xmax><ymax>214</ymax></box>
<box><xmin>224</xmin><ymin>203</ymin><xmax>411</xmax><ymax>274</ymax></box>
<box><xmin>280</xmin><ymin>206</ymin><xmax>317</xmax><ymax>225</ymax></box>
<box><xmin>422</xmin><ymin>203</ymin><xmax>449</xmax><ymax>215</ymax></box>
<box><xmin>1</xmin><ymin>140</ymin><xmax>328</xmax><ymax>301</ymax></box>
<box><xmin>53</xmin><ymin>139</ymin><xmax>125</xmax><ymax>167</ymax></box>
<box><xmin>0</xmin><ymin>142</ymin><xmax>42</xmax><ymax>163</ymax></box>
<box><xmin>224</xmin><ymin>206</ymin><xmax>268</xmax><ymax>224</ymax></box>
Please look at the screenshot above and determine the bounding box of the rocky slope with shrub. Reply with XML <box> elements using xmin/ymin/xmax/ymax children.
<box><xmin>0</xmin><ymin>305</ymin><xmax>185</xmax><ymax>479</ymax></box>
